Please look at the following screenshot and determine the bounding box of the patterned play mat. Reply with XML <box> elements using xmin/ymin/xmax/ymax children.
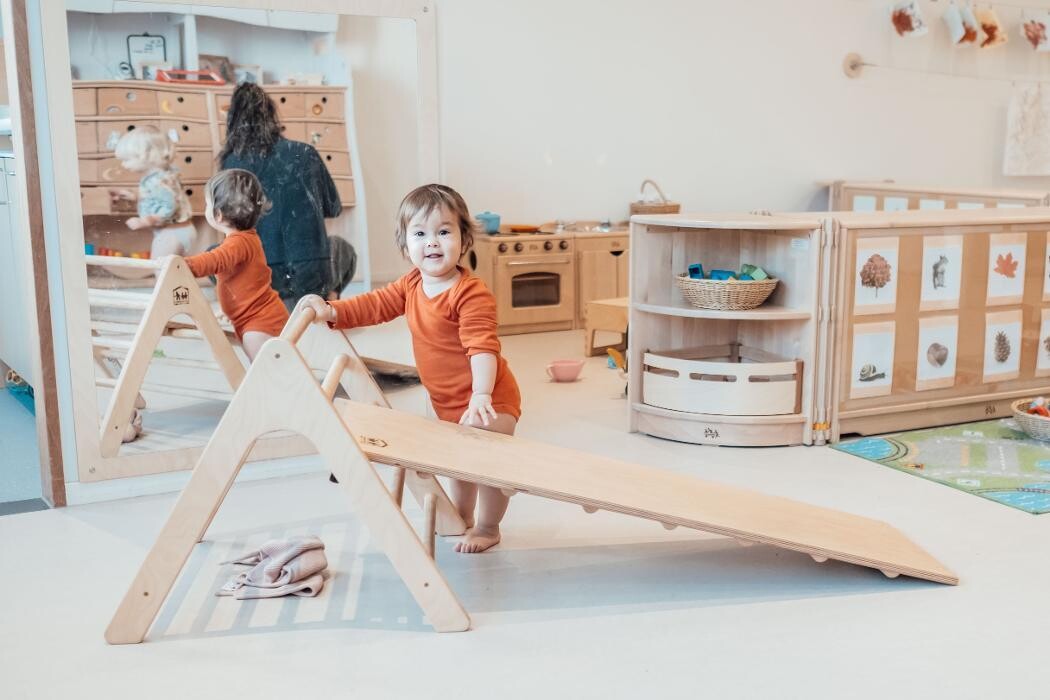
<box><xmin>834</xmin><ymin>419</ymin><xmax>1050</xmax><ymax>514</ymax></box>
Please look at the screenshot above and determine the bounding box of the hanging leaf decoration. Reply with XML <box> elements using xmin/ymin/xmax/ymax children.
<box><xmin>892</xmin><ymin>9</ymin><xmax>915</xmax><ymax>35</ymax></box>
<box><xmin>1024</xmin><ymin>20</ymin><xmax>1048</xmax><ymax>50</ymax></box>
<box><xmin>994</xmin><ymin>252</ymin><xmax>1019</xmax><ymax>279</ymax></box>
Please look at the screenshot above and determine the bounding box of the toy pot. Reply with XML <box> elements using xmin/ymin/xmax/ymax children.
<box><xmin>546</xmin><ymin>359</ymin><xmax>585</xmax><ymax>382</ymax></box>
<box><xmin>476</xmin><ymin>211</ymin><xmax>501</xmax><ymax>234</ymax></box>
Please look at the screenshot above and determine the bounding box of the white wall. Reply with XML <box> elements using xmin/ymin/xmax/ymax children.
<box><xmin>436</xmin><ymin>0</ymin><xmax>1050</xmax><ymax>221</ymax></box>
<box><xmin>67</xmin><ymin>10</ymin><xmax>183</xmax><ymax>79</ymax></box>
<box><xmin>335</xmin><ymin>15</ymin><xmax>418</xmax><ymax>284</ymax></box>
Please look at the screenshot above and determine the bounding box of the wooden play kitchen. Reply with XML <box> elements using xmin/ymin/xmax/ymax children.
<box><xmin>470</xmin><ymin>221</ymin><xmax>628</xmax><ymax>336</ymax></box>
<box><xmin>628</xmin><ymin>208</ymin><xmax>1050</xmax><ymax>447</ymax></box>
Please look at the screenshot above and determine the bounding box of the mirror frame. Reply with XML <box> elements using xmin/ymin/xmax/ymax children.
<box><xmin>35</xmin><ymin>0</ymin><xmax>439</xmax><ymax>496</ymax></box>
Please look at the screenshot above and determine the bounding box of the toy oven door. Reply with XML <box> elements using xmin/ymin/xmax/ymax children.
<box><xmin>494</xmin><ymin>254</ymin><xmax>575</xmax><ymax>325</ymax></box>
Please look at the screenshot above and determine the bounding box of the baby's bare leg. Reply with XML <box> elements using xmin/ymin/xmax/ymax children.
<box><xmin>240</xmin><ymin>331</ymin><xmax>273</xmax><ymax>362</ymax></box>
<box><xmin>454</xmin><ymin>412</ymin><xmax>517</xmax><ymax>554</ymax></box>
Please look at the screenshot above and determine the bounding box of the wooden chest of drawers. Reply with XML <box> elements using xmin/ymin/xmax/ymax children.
<box><xmin>74</xmin><ymin>81</ymin><xmax>356</xmax><ymax>215</ymax></box>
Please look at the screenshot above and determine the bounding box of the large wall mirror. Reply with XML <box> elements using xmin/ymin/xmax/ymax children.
<box><xmin>42</xmin><ymin>0</ymin><xmax>436</xmax><ymax>491</ymax></box>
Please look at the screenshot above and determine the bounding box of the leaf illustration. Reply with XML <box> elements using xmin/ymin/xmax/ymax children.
<box><xmin>994</xmin><ymin>252</ymin><xmax>1018</xmax><ymax>279</ymax></box>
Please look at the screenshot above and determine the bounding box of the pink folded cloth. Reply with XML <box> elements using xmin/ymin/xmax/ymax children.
<box><xmin>231</xmin><ymin>573</ymin><xmax>326</xmax><ymax>600</ymax></box>
<box><xmin>216</xmin><ymin>536</ymin><xmax>328</xmax><ymax>598</ymax></box>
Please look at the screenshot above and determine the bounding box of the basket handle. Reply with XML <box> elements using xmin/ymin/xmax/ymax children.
<box><xmin>639</xmin><ymin>179</ymin><xmax>669</xmax><ymax>204</ymax></box>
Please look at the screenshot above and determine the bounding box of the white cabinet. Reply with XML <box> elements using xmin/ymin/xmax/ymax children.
<box><xmin>0</xmin><ymin>157</ymin><xmax>36</xmax><ymax>384</ymax></box>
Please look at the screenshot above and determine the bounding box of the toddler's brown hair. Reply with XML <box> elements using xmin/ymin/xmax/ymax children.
<box><xmin>207</xmin><ymin>168</ymin><xmax>272</xmax><ymax>231</ymax></box>
<box><xmin>394</xmin><ymin>184</ymin><xmax>476</xmax><ymax>256</ymax></box>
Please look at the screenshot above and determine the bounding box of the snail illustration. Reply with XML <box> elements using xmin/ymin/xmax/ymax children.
<box><xmin>858</xmin><ymin>363</ymin><xmax>887</xmax><ymax>382</ymax></box>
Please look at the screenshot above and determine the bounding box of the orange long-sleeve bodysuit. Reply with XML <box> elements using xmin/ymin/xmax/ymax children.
<box><xmin>185</xmin><ymin>231</ymin><xmax>289</xmax><ymax>339</ymax></box>
<box><xmin>330</xmin><ymin>268</ymin><xmax>521</xmax><ymax>423</ymax></box>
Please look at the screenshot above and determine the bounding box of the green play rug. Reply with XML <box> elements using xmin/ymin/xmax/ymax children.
<box><xmin>833</xmin><ymin>419</ymin><xmax>1050</xmax><ymax>514</ymax></box>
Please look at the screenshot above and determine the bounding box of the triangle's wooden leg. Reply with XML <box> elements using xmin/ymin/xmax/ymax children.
<box><xmin>98</xmin><ymin>289</ymin><xmax>174</xmax><ymax>457</ymax></box>
<box><xmin>106</xmin><ymin>338</ymin><xmax>469</xmax><ymax>644</ymax></box>
<box><xmin>97</xmin><ymin>257</ymin><xmax>247</xmax><ymax>456</ymax></box>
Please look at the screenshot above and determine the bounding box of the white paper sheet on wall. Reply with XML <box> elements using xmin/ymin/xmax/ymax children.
<box><xmin>1004</xmin><ymin>84</ymin><xmax>1050</xmax><ymax>176</ymax></box>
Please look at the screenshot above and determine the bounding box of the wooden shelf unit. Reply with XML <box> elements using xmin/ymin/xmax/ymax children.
<box><xmin>628</xmin><ymin>214</ymin><xmax>827</xmax><ymax>447</ymax></box>
<box><xmin>827</xmin><ymin>209</ymin><xmax>1050</xmax><ymax>440</ymax></box>
<box><xmin>825</xmin><ymin>180</ymin><xmax>1050</xmax><ymax>213</ymax></box>
<box><xmin>630</xmin><ymin>208</ymin><xmax>1050</xmax><ymax>446</ymax></box>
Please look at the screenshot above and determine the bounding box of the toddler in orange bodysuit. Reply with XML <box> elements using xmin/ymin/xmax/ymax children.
<box><xmin>301</xmin><ymin>184</ymin><xmax>521</xmax><ymax>553</ymax></box>
<box><xmin>180</xmin><ymin>169</ymin><xmax>289</xmax><ymax>361</ymax></box>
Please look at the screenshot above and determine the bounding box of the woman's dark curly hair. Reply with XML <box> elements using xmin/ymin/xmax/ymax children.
<box><xmin>218</xmin><ymin>83</ymin><xmax>282</xmax><ymax>162</ymax></box>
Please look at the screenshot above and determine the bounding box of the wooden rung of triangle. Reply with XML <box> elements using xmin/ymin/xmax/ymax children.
<box><xmin>93</xmin><ymin>256</ymin><xmax>248</xmax><ymax>457</ymax></box>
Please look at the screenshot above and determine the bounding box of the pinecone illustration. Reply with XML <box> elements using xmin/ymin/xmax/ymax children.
<box><xmin>994</xmin><ymin>331</ymin><xmax>1011</xmax><ymax>363</ymax></box>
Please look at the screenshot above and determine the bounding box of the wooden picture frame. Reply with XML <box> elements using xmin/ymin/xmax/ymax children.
<box><xmin>198</xmin><ymin>54</ymin><xmax>235</xmax><ymax>84</ymax></box>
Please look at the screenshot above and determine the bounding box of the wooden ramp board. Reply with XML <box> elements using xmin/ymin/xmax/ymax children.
<box><xmin>335</xmin><ymin>400</ymin><xmax>958</xmax><ymax>586</ymax></box>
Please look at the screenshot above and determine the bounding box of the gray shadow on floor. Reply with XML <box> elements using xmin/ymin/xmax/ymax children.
<box><xmin>146</xmin><ymin>515</ymin><xmax>939</xmax><ymax>642</ymax></box>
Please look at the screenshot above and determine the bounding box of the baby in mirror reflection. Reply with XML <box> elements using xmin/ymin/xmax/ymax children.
<box><xmin>109</xmin><ymin>125</ymin><xmax>198</xmax><ymax>260</ymax></box>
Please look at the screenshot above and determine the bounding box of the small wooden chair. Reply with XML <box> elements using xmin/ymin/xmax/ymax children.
<box><xmin>584</xmin><ymin>297</ymin><xmax>628</xmax><ymax>357</ymax></box>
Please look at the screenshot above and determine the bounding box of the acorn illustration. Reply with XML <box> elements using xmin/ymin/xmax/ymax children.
<box><xmin>927</xmin><ymin>343</ymin><xmax>949</xmax><ymax>367</ymax></box>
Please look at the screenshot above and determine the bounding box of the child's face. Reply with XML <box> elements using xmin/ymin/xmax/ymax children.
<box><xmin>405</xmin><ymin>205</ymin><xmax>462</xmax><ymax>279</ymax></box>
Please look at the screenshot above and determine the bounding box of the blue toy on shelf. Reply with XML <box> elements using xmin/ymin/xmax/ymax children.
<box><xmin>688</xmin><ymin>263</ymin><xmax>705</xmax><ymax>280</ymax></box>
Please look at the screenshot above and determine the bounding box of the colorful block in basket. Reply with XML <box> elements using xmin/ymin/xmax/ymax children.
<box><xmin>746</xmin><ymin>265</ymin><xmax>770</xmax><ymax>280</ymax></box>
<box><xmin>1027</xmin><ymin>397</ymin><xmax>1050</xmax><ymax>417</ymax></box>
<box><xmin>688</xmin><ymin>263</ymin><xmax>705</xmax><ymax>280</ymax></box>
<box><xmin>710</xmin><ymin>269</ymin><xmax>737</xmax><ymax>281</ymax></box>
<box><xmin>739</xmin><ymin>274</ymin><xmax>754</xmax><ymax>280</ymax></box>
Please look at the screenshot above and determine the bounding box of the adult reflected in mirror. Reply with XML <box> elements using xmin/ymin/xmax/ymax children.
<box><xmin>219</xmin><ymin>83</ymin><xmax>344</xmax><ymax>310</ymax></box>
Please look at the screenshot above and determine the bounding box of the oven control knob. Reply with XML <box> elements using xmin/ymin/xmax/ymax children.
<box><xmin>544</xmin><ymin>241</ymin><xmax>553</xmax><ymax>251</ymax></box>
<box><xmin>514</xmin><ymin>242</ymin><xmax>524</xmax><ymax>252</ymax></box>
<box><xmin>559</xmin><ymin>240</ymin><xmax>570</xmax><ymax>250</ymax></box>
<box><xmin>498</xmin><ymin>243</ymin><xmax>508</xmax><ymax>253</ymax></box>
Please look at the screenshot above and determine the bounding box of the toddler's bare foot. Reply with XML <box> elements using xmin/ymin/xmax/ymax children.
<box><xmin>455</xmin><ymin>525</ymin><xmax>500</xmax><ymax>553</ymax></box>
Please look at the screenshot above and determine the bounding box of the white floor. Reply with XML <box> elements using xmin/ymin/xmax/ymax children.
<box><xmin>3</xmin><ymin>328</ymin><xmax>1049</xmax><ymax>699</ymax></box>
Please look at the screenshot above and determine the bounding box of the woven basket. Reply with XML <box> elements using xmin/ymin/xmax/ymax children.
<box><xmin>1011</xmin><ymin>399</ymin><xmax>1050</xmax><ymax>441</ymax></box>
<box><xmin>675</xmin><ymin>273</ymin><xmax>778</xmax><ymax>311</ymax></box>
<box><xmin>630</xmin><ymin>179</ymin><xmax>680</xmax><ymax>216</ymax></box>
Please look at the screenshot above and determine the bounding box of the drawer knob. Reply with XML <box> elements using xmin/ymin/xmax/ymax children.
<box><xmin>185</xmin><ymin>188</ymin><xmax>193</xmax><ymax>196</ymax></box>
<box><xmin>280</xmin><ymin>96</ymin><xmax>287</xmax><ymax>103</ymax></box>
<box><xmin>322</xmin><ymin>96</ymin><xmax>328</xmax><ymax>103</ymax></box>
<box><xmin>184</xmin><ymin>156</ymin><xmax>192</xmax><ymax>163</ymax></box>
<box><xmin>126</xmin><ymin>91</ymin><xmax>137</xmax><ymax>102</ymax></box>
<box><xmin>126</xmin><ymin>125</ymin><xmax>135</xmax><ymax>131</ymax></box>
<box><xmin>182</xmin><ymin>125</ymin><xmax>189</xmax><ymax>131</ymax></box>
<box><xmin>177</xmin><ymin>96</ymin><xmax>184</xmax><ymax>103</ymax></box>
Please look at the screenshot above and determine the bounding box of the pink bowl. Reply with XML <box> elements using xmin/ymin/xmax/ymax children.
<box><xmin>546</xmin><ymin>359</ymin><xmax>585</xmax><ymax>382</ymax></box>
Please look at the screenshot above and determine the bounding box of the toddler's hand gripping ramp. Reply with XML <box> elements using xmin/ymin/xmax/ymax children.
<box><xmin>105</xmin><ymin>311</ymin><xmax>956</xmax><ymax>644</ymax></box>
